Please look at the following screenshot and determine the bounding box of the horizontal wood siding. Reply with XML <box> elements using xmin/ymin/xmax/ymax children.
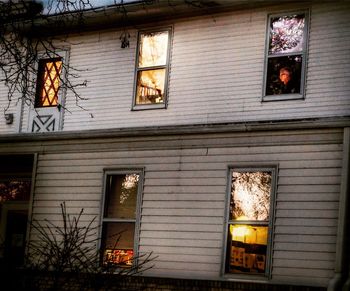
<box><xmin>0</xmin><ymin>77</ymin><xmax>21</xmax><ymax>134</ymax></box>
<box><xmin>5</xmin><ymin>2</ymin><xmax>346</xmax><ymax>133</ymax></box>
<box><xmin>7</xmin><ymin>128</ymin><xmax>338</xmax><ymax>286</ymax></box>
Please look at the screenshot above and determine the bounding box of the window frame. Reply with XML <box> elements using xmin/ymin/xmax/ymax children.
<box><xmin>28</xmin><ymin>50</ymin><xmax>69</xmax><ymax>132</ymax></box>
<box><xmin>262</xmin><ymin>10</ymin><xmax>309</xmax><ymax>102</ymax></box>
<box><xmin>132</xmin><ymin>27</ymin><xmax>172</xmax><ymax>111</ymax></box>
<box><xmin>222</xmin><ymin>166</ymin><xmax>277</xmax><ymax>279</ymax></box>
<box><xmin>99</xmin><ymin>169</ymin><xmax>144</xmax><ymax>267</ymax></box>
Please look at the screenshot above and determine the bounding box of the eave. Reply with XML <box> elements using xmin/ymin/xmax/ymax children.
<box><xmin>0</xmin><ymin>116</ymin><xmax>349</xmax><ymax>143</ymax></box>
<box><xmin>24</xmin><ymin>0</ymin><xmax>318</xmax><ymax>36</ymax></box>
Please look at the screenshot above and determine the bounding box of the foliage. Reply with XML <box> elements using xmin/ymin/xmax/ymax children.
<box><xmin>269</xmin><ymin>14</ymin><xmax>305</xmax><ymax>54</ymax></box>
<box><xmin>231</xmin><ymin>171</ymin><xmax>271</xmax><ymax>221</ymax></box>
<box><xmin>0</xmin><ymin>180</ymin><xmax>31</xmax><ymax>202</ymax></box>
<box><xmin>0</xmin><ymin>0</ymin><xmax>138</xmax><ymax>116</ymax></box>
<box><xmin>0</xmin><ymin>0</ymin><xmax>88</xmax><ymax>115</ymax></box>
<box><xmin>0</xmin><ymin>0</ymin><xmax>206</xmax><ymax>118</ymax></box>
<box><xmin>26</xmin><ymin>202</ymin><xmax>155</xmax><ymax>291</ymax></box>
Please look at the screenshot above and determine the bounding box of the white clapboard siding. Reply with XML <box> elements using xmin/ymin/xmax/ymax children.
<box><xmin>0</xmin><ymin>72</ymin><xmax>21</xmax><ymax>134</ymax></box>
<box><xmin>5</xmin><ymin>2</ymin><xmax>346</xmax><ymax>133</ymax></box>
<box><xmin>8</xmin><ymin>128</ymin><xmax>339</xmax><ymax>286</ymax></box>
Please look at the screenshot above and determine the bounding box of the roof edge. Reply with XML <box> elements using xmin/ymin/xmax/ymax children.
<box><xmin>0</xmin><ymin>116</ymin><xmax>349</xmax><ymax>142</ymax></box>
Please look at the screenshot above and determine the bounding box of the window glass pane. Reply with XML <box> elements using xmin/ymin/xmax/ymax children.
<box><xmin>227</xmin><ymin>224</ymin><xmax>268</xmax><ymax>274</ymax></box>
<box><xmin>266</xmin><ymin>55</ymin><xmax>302</xmax><ymax>95</ymax></box>
<box><xmin>35</xmin><ymin>58</ymin><xmax>62</xmax><ymax>107</ymax></box>
<box><xmin>230</xmin><ymin>171</ymin><xmax>271</xmax><ymax>221</ymax></box>
<box><xmin>136</xmin><ymin>69</ymin><xmax>166</xmax><ymax>105</ymax></box>
<box><xmin>0</xmin><ymin>180</ymin><xmax>31</xmax><ymax>202</ymax></box>
<box><xmin>101</xmin><ymin>222</ymin><xmax>135</xmax><ymax>267</ymax></box>
<box><xmin>104</xmin><ymin>174</ymin><xmax>139</xmax><ymax>219</ymax></box>
<box><xmin>269</xmin><ymin>14</ymin><xmax>305</xmax><ymax>55</ymax></box>
<box><xmin>138</xmin><ymin>31</ymin><xmax>169</xmax><ymax>68</ymax></box>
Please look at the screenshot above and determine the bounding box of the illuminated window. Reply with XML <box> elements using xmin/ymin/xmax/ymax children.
<box><xmin>101</xmin><ymin>171</ymin><xmax>142</xmax><ymax>267</ymax></box>
<box><xmin>225</xmin><ymin>168</ymin><xmax>276</xmax><ymax>276</ymax></box>
<box><xmin>35</xmin><ymin>57</ymin><xmax>62</xmax><ymax>107</ymax></box>
<box><xmin>263</xmin><ymin>12</ymin><xmax>308</xmax><ymax>101</ymax></box>
<box><xmin>133</xmin><ymin>28</ymin><xmax>171</xmax><ymax>109</ymax></box>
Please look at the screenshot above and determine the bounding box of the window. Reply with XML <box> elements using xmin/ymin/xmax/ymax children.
<box><xmin>224</xmin><ymin>168</ymin><xmax>276</xmax><ymax>276</ymax></box>
<box><xmin>100</xmin><ymin>171</ymin><xmax>142</xmax><ymax>267</ymax></box>
<box><xmin>263</xmin><ymin>12</ymin><xmax>309</xmax><ymax>101</ymax></box>
<box><xmin>133</xmin><ymin>28</ymin><xmax>171</xmax><ymax>109</ymax></box>
<box><xmin>0</xmin><ymin>154</ymin><xmax>34</xmax><ymax>267</ymax></box>
<box><xmin>35</xmin><ymin>57</ymin><xmax>63</xmax><ymax>107</ymax></box>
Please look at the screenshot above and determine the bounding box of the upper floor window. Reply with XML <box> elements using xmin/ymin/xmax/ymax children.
<box><xmin>100</xmin><ymin>171</ymin><xmax>142</xmax><ymax>267</ymax></box>
<box><xmin>133</xmin><ymin>28</ymin><xmax>171</xmax><ymax>110</ymax></box>
<box><xmin>263</xmin><ymin>12</ymin><xmax>309</xmax><ymax>101</ymax></box>
<box><xmin>224</xmin><ymin>168</ymin><xmax>276</xmax><ymax>277</ymax></box>
<box><xmin>35</xmin><ymin>57</ymin><xmax>62</xmax><ymax>108</ymax></box>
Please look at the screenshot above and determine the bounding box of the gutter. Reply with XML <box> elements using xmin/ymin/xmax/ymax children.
<box><xmin>328</xmin><ymin>127</ymin><xmax>350</xmax><ymax>291</ymax></box>
<box><xmin>0</xmin><ymin>116</ymin><xmax>349</xmax><ymax>143</ymax></box>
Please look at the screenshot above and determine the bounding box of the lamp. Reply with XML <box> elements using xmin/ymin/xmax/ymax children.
<box><xmin>5</xmin><ymin>113</ymin><xmax>14</xmax><ymax>124</ymax></box>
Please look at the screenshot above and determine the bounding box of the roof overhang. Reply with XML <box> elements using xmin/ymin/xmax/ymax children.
<box><xmin>16</xmin><ymin>0</ymin><xmax>319</xmax><ymax>37</ymax></box>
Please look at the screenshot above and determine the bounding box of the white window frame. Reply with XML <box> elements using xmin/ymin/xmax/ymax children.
<box><xmin>132</xmin><ymin>27</ymin><xmax>172</xmax><ymax>111</ymax></box>
<box><xmin>222</xmin><ymin>166</ymin><xmax>277</xmax><ymax>279</ymax></box>
<box><xmin>27</xmin><ymin>49</ymin><xmax>69</xmax><ymax>132</ymax></box>
<box><xmin>262</xmin><ymin>10</ymin><xmax>309</xmax><ymax>102</ymax></box>
<box><xmin>99</xmin><ymin>169</ymin><xmax>144</xmax><ymax>267</ymax></box>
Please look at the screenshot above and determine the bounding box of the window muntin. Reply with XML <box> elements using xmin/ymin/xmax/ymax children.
<box><xmin>134</xmin><ymin>29</ymin><xmax>171</xmax><ymax>108</ymax></box>
<box><xmin>225</xmin><ymin>169</ymin><xmax>275</xmax><ymax>276</ymax></box>
<box><xmin>264</xmin><ymin>12</ymin><xmax>308</xmax><ymax>100</ymax></box>
<box><xmin>35</xmin><ymin>57</ymin><xmax>62</xmax><ymax>108</ymax></box>
<box><xmin>101</xmin><ymin>172</ymin><xmax>141</xmax><ymax>267</ymax></box>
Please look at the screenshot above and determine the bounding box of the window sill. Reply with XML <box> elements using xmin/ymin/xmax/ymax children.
<box><xmin>262</xmin><ymin>93</ymin><xmax>304</xmax><ymax>102</ymax></box>
<box><xmin>132</xmin><ymin>103</ymin><xmax>167</xmax><ymax>111</ymax></box>
<box><xmin>222</xmin><ymin>273</ymin><xmax>270</xmax><ymax>282</ymax></box>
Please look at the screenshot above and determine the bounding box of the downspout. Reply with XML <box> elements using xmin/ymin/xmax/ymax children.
<box><xmin>328</xmin><ymin>127</ymin><xmax>350</xmax><ymax>291</ymax></box>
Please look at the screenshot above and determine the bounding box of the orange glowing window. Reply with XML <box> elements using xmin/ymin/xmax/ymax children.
<box><xmin>226</xmin><ymin>170</ymin><xmax>275</xmax><ymax>276</ymax></box>
<box><xmin>35</xmin><ymin>58</ymin><xmax>62</xmax><ymax>107</ymax></box>
<box><xmin>134</xmin><ymin>29</ymin><xmax>171</xmax><ymax>107</ymax></box>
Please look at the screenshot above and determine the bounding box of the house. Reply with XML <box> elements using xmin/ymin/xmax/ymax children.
<box><xmin>0</xmin><ymin>0</ymin><xmax>349</xmax><ymax>290</ymax></box>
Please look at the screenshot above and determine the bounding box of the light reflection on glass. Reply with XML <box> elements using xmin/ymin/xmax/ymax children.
<box><xmin>0</xmin><ymin>181</ymin><xmax>31</xmax><ymax>202</ymax></box>
<box><xmin>230</xmin><ymin>224</ymin><xmax>268</xmax><ymax>245</ymax></box>
<box><xmin>139</xmin><ymin>31</ymin><xmax>169</xmax><ymax>68</ymax></box>
<box><xmin>120</xmin><ymin>174</ymin><xmax>139</xmax><ymax>204</ymax></box>
<box><xmin>105</xmin><ymin>174</ymin><xmax>138</xmax><ymax>219</ymax></box>
<box><xmin>231</xmin><ymin>171</ymin><xmax>271</xmax><ymax>221</ymax></box>
<box><xmin>269</xmin><ymin>14</ymin><xmax>305</xmax><ymax>55</ymax></box>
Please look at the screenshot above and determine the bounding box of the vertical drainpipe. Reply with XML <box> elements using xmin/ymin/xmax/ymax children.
<box><xmin>342</xmin><ymin>127</ymin><xmax>350</xmax><ymax>290</ymax></box>
<box><xmin>328</xmin><ymin>127</ymin><xmax>350</xmax><ymax>291</ymax></box>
